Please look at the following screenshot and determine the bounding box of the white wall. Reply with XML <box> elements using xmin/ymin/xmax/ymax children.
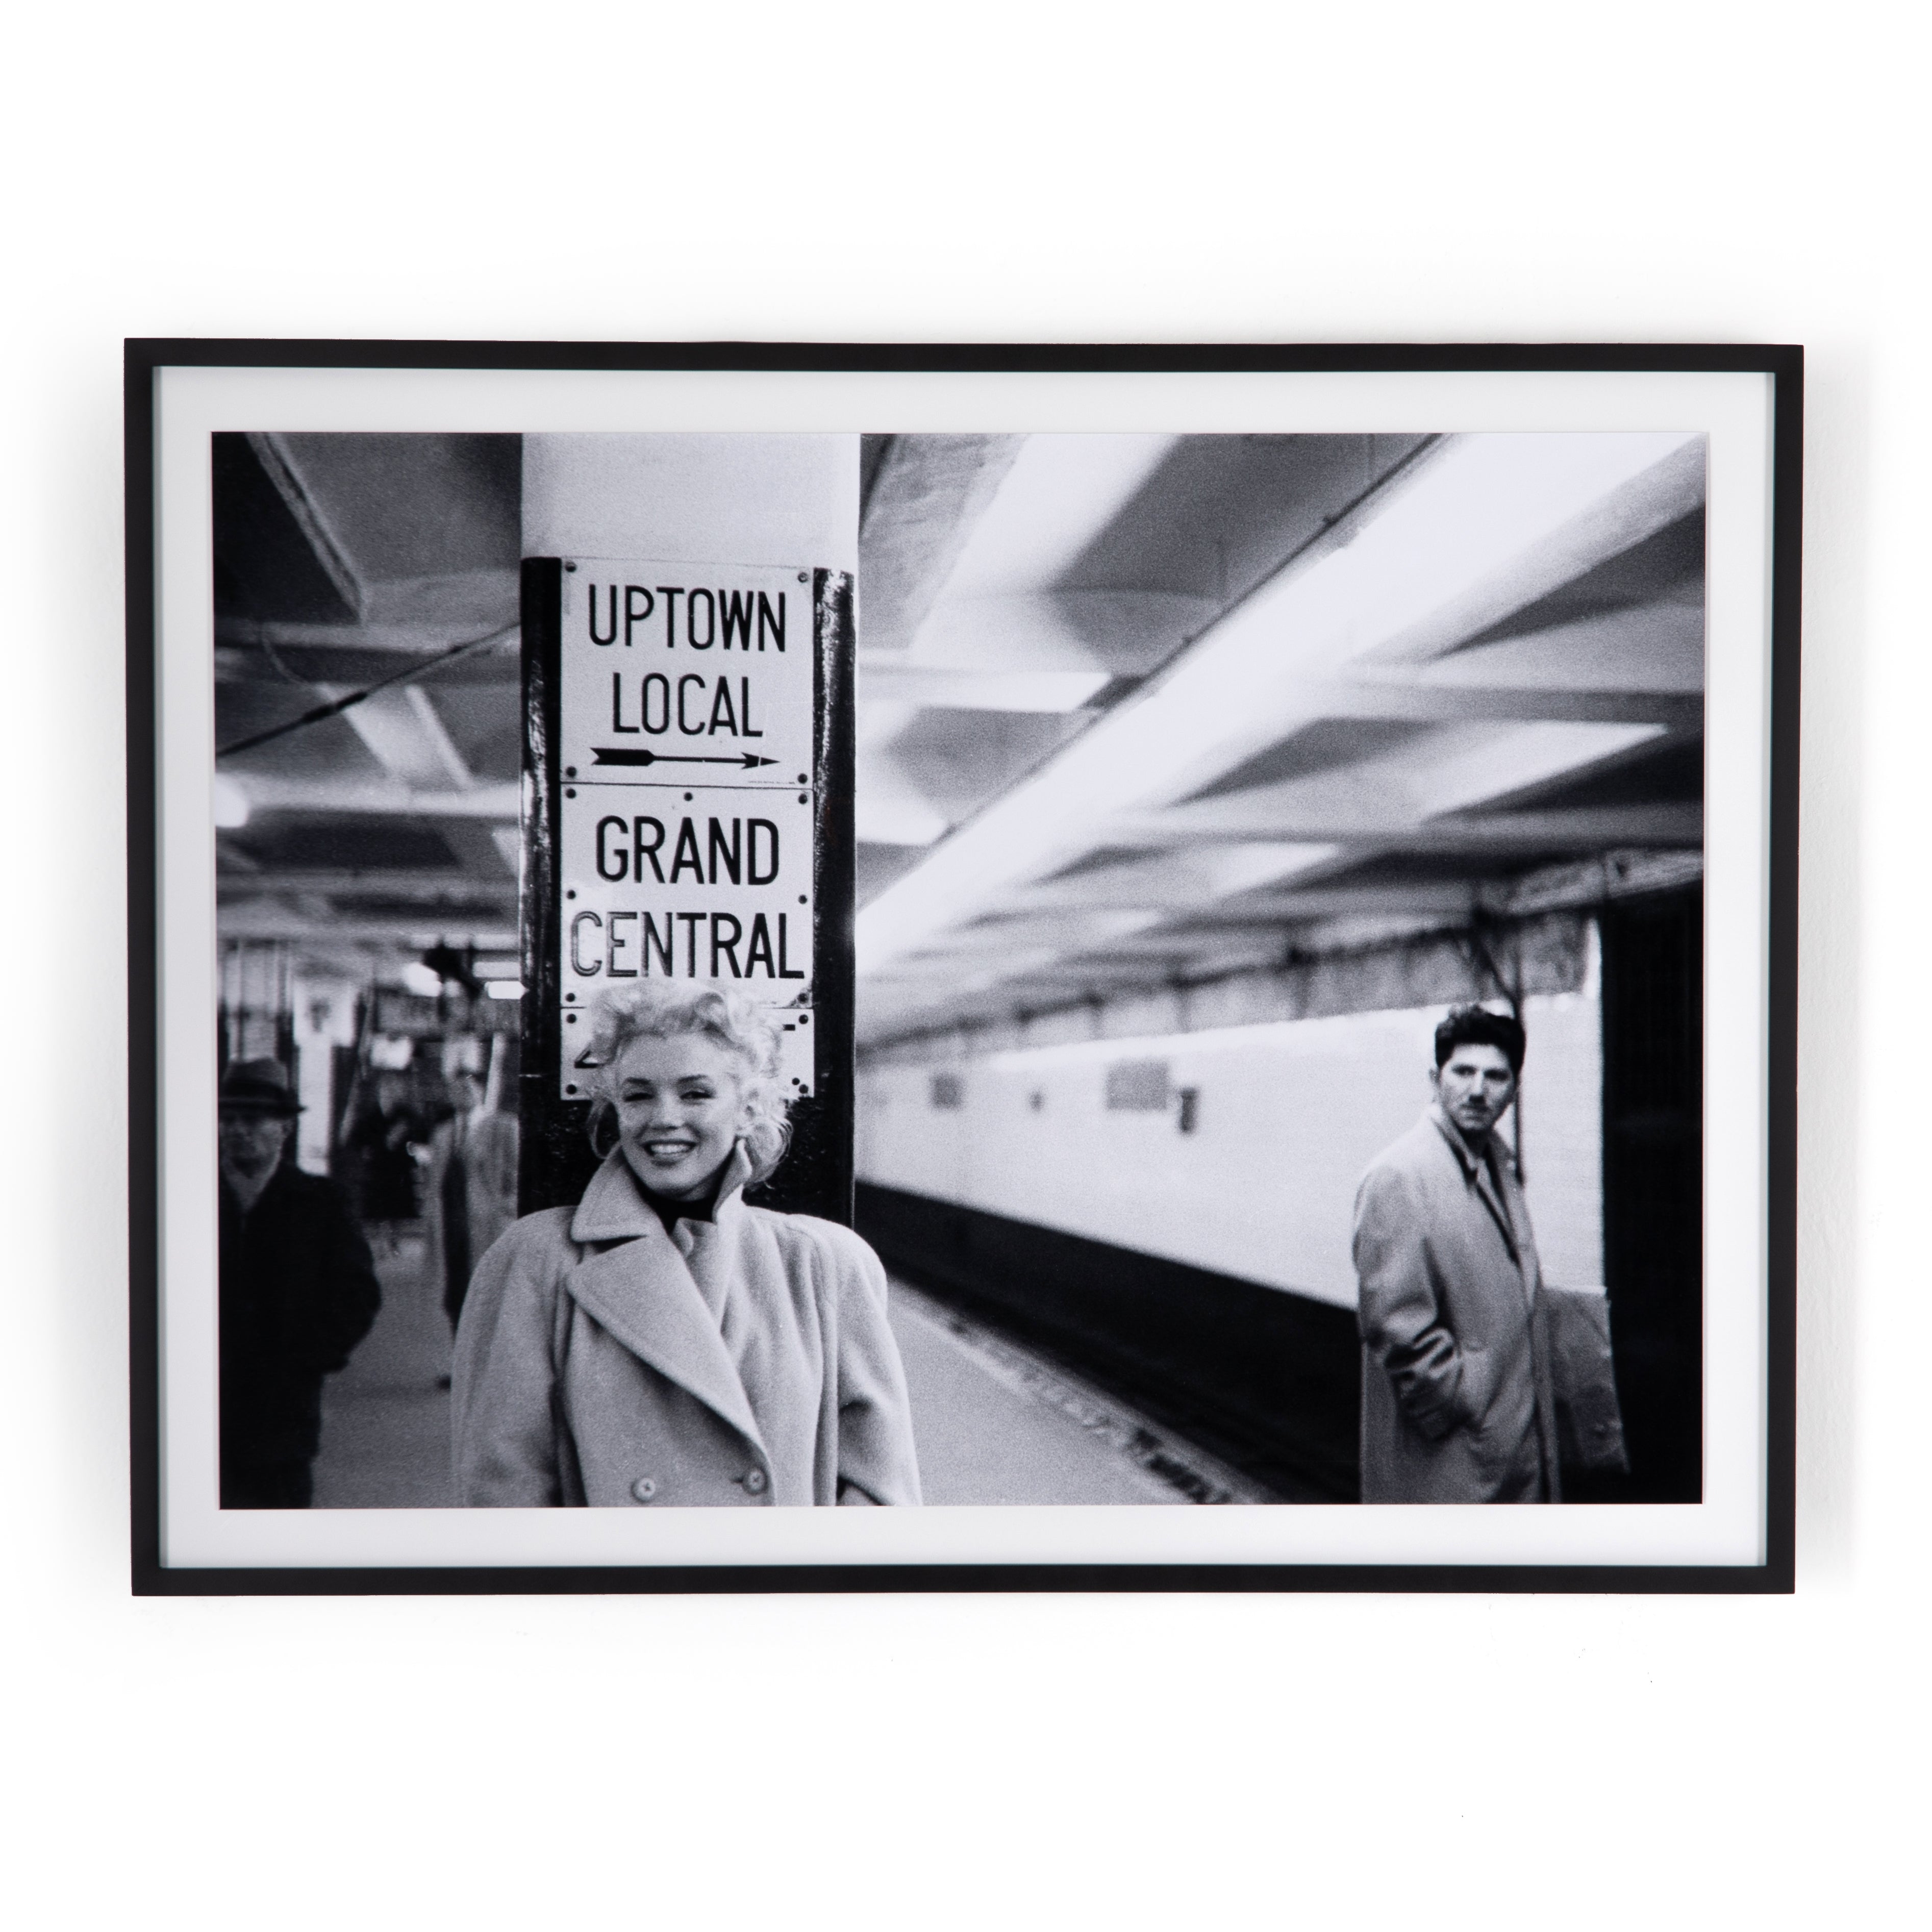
<box><xmin>859</xmin><ymin>986</ymin><xmax>1603</xmax><ymax>1306</ymax></box>
<box><xmin>7</xmin><ymin>7</ymin><xmax>1903</xmax><ymax>1925</ymax></box>
<box><xmin>524</xmin><ymin>434</ymin><xmax>858</xmax><ymax>572</ymax></box>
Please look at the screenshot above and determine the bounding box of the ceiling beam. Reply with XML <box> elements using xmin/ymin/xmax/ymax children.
<box><xmin>325</xmin><ymin>684</ymin><xmax>475</xmax><ymax>791</ymax></box>
<box><xmin>857</xmin><ymin>433</ymin><xmax>1704</xmax><ymax>980</ymax></box>
<box><xmin>1111</xmin><ymin>801</ymin><xmax>1702</xmax><ymax>849</ymax></box>
<box><xmin>859</xmin><ymin>435</ymin><xmax>1025</xmax><ymax>653</ymax></box>
<box><xmin>1008</xmin><ymin>842</ymin><xmax>1340</xmax><ymax>913</ymax></box>
<box><xmin>1305</xmin><ymin>678</ymin><xmax>1700</xmax><ymax>731</ymax></box>
<box><xmin>1486</xmin><ymin>847</ymin><xmax>1703</xmax><ymax>913</ymax></box>
<box><xmin>1148</xmin><ymin>882</ymin><xmax>1482</xmax><ymax>920</ymax></box>
<box><xmin>1364</xmin><ymin>439</ymin><xmax>1705</xmax><ymax>668</ymax></box>
<box><xmin>434</xmin><ymin>816</ymin><xmax>518</xmax><ymax>877</ymax></box>
<box><xmin>895</xmin><ymin>913</ymin><xmax>1161</xmax><ymax>962</ymax></box>
<box><xmin>224</xmin><ymin>779</ymin><xmax>519</xmax><ymax>820</ymax></box>
<box><xmin>246</xmin><ymin>432</ymin><xmax>367</xmax><ymax>621</ymax></box>
<box><xmin>1403</xmin><ymin>601</ymin><xmax>1702</xmax><ymax>694</ymax></box>
<box><xmin>218</xmin><ymin>900</ymin><xmax>517</xmax><ymax>946</ymax></box>
<box><xmin>213</xmin><ymin>570</ymin><xmax>519</xmax><ymax>655</ymax></box>
<box><xmin>216</xmin><ymin>870</ymin><xmax>519</xmax><ymax>902</ymax></box>
<box><xmin>859</xmin><ymin>665</ymin><xmax>1116</xmax><ymax>714</ymax></box>
<box><xmin>215</xmin><ymin>642</ymin><xmax>520</xmax><ymax>685</ymax></box>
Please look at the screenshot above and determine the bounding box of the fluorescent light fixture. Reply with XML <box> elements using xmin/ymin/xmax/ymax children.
<box><xmin>858</xmin><ymin>432</ymin><xmax>1702</xmax><ymax>979</ymax></box>
<box><xmin>485</xmin><ymin>980</ymin><xmax>524</xmax><ymax>1000</ymax></box>
<box><xmin>212</xmin><ymin>774</ymin><xmax>250</xmax><ymax>829</ymax></box>
<box><xmin>859</xmin><ymin>665</ymin><xmax>1112</xmax><ymax>713</ymax></box>
<box><xmin>400</xmin><ymin>961</ymin><xmax>443</xmax><ymax>997</ymax></box>
<box><xmin>327</xmin><ymin>683</ymin><xmax>474</xmax><ymax>791</ymax></box>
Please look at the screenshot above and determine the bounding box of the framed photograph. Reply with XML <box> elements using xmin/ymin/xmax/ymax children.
<box><xmin>127</xmin><ymin>341</ymin><xmax>1799</xmax><ymax>1593</ymax></box>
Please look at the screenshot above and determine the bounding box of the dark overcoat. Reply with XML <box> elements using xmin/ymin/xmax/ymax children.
<box><xmin>451</xmin><ymin>1147</ymin><xmax>922</xmax><ymax>1508</ymax></box>
<box><xmin>218</xmin><ymin>1163</ymin><xmax>382</xmax><ymax>1502</ymax></box>
<box><xmin>1351</xmin><ymin>1104</ymin><xmax>1561</xmax><ymax>1503</ymax></box>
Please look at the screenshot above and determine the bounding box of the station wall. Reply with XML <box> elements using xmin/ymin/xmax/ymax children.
<box><xmin>855</xmin><ymin>983</ymin><xmax>1604</xmax><ymax>1307</ymax></box>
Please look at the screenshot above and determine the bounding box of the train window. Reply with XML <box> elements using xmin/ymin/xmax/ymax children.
<box><xmin>1105</xmin><ymin>1059</ymin><xmax>1170</xmax><ymax>1111</ymax></box>
<box><xmin>929</xmin><ymin>1071</ymin><xmax>965</xmax><ymax>1110</ymax></box>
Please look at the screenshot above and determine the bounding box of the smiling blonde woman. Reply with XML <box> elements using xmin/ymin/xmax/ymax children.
<box><xmin>451</xmin><ymin>982</ymin><xmax>921</xmax><ymax>1508</ymax></box>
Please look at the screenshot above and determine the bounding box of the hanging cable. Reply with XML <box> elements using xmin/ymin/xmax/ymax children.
<box><xmin>216</xmin><ymin>619</ymin><xmax>519</xmax><ymax>762</ymax></box>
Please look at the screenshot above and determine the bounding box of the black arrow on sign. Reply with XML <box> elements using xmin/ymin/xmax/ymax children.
<box><xmin>589</xmin><ymin>748</ymin><xmax>780</xmax><ymax>770</ymax></box>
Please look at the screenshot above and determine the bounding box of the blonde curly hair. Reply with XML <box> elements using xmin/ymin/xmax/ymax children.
<box><xmin>582</xmin><ymin>981</ymin><xmax>793</xmax><ymax>1182</ymax></box>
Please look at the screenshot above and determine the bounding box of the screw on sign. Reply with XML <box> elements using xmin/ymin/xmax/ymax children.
<box><xmin>548</xmin><ymin>558</ymin><xmax>826</xmax><ymax>1108</ymax></box>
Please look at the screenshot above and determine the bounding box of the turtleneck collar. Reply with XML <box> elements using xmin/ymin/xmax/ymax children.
<box><xmin>570</xmin><ymin>1139</ymin><xmax>756</xmax><ymax>1246</ymax></box>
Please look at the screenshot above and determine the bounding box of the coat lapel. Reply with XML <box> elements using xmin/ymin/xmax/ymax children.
<box><xmin>562</xmin><ymin>1153</ymin><xmax>767</xmax><ymax>1455</ymax></box>
<box><xmin>1429</xmin><ymin>1104</ymin><xmax>1521</xmax><ymax>1265</ymax></box>
<box><xmin>1493</xmin><ymin>1158</ymin><xmax>1541</xmax><ymax>1297</ymax></box>
<box><xmin>1472</xmin><ymin>1157</ymin><xmax>1519</xmax><ymax>1264</ymax></box>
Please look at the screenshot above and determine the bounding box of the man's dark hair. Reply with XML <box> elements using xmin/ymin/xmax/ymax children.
<box><xmin>1434</xmin><ymin>1003</ymin><xmax>1526</xmax><ymax>1074</ymax></box>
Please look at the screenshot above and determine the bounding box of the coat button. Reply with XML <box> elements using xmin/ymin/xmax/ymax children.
<box><xmin>631</xmin><ymin>1477</ymin><xmax>657</xmax><ymax>1502</ymax></box>
<box><xmin>743</xmin><ymin>1468</ymin><xmax>767</xmax><ymax>1495</ymax></box>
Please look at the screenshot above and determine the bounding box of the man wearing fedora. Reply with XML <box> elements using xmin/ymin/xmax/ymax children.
<box><xmin>218</xmin><ymin>1058</ymin><xmax>382</xmax><ymax>1508</ymax></box>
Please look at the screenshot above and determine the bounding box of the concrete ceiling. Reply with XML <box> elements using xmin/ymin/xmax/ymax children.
<box><xmin>852</xmin><ymin>431</ymin><xmax>1704</xmax><ymax>1045</ymax></box>
<box><xmin>212</xmin><ymin>430</ymin><xmax>1704</xmax><ymax>1028</ymax></box>
<box><xmin>214</xmin><ymin>433</ymin><xmax>523</xmax><ymax>983</ymax></box>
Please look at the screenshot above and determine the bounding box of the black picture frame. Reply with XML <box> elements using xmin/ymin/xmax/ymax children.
<box><xmin>128</xmin><ymin>339</ymin><xmax>1800</xmax><ymax>1595</ymax></box>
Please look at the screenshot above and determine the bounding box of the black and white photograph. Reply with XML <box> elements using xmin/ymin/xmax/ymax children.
<box><xmin>24</xmin><ymin>8</ymin><xmax>1932</xmax><ymax>1921</ymax></box>
<box><xmin>134</xmin><ymin>350</ymin><xmax>1793</xmax><ymax>1585</ymax></box>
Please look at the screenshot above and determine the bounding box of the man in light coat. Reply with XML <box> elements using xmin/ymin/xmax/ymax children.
<box><xmin>1352</xmin><ymin>1005</ymin><xmax>1560</xmax><ymax>1503</ymax></box>
<box><xmin>423</xmin><ymin>1068</ymin><xmax>520</xmax><ymax>1334</ymax></box>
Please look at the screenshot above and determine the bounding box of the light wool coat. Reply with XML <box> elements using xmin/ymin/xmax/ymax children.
<box><xmin>422</xmin><ymin>1107</ymin><xmax>520</xmax><ymax>1307</ymax></box>
<box><xmin>1352</xmin><ymin>1103</ymin><xmax>1561</xmax><ymax>1504</ymax></box>
<box><xmin>452</xmin><ymin>1148</ymin><xmax>922</xmax><ymax>1508</ymax></box>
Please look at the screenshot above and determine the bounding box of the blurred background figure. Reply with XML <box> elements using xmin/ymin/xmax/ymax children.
<box><xmin>423</xmin><ymin>1050</ymin><xmax>520</xmax><ymax>1334</ymax></box>
<box><xmin>343</xmin><ymin>1069</ymin><xmax>428</xmax><ymax>1255</ymax></box>
<box><xmin>218</xmin><ymin>1058</ymin><xmax>381</xmax><ymax>1508</ymax></box>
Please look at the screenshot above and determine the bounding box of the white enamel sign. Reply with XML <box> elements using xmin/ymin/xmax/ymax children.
<box><xmin>556</xmin><ymin>557</ymin><xmax>818</xmax><ymax>1100</ymax></box>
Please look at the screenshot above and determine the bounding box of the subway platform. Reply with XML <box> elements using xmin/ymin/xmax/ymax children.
<box><xmin>310</xmin><ymin>1241</ymin><xmax>1267</xmax><ymax>1509</ymax></box>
